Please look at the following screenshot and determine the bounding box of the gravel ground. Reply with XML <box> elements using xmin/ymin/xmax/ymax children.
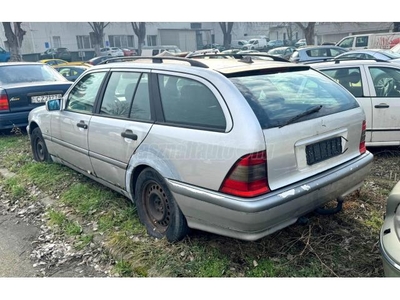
<box><xmin>0</xmin><ymin>168</ymin><xmax>116</xmax><ymax>278</ymax></box>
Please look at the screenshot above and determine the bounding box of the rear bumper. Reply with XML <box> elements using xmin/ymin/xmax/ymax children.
<box><xmin>167</xmin><ymin>151</ymin><xmax>374</xmax><ymax>241</ymax></box>
<box><xmin>0</xmin><ymin>111</ymin><xmax>29</xmax><ymax>130</ymax></box>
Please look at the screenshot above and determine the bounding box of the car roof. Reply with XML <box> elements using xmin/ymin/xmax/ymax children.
<box><xmin>309</xmin><ymin>59</ymin><xmax>393</xmax><ymax>69</ymax></box>
<box><xmin>296</xmin><ymin>45</ymin><xmax>345</xmax><ymax>50</ymax></box>
<box><xmin>0</xmin><ymin>62</ymin><xmax>46</xmax><ymax>67</ymax></box>
<box><xmin>90</xmin><ymin>55</ymin><xmax>309</xmax><ymax>75</ymax></box>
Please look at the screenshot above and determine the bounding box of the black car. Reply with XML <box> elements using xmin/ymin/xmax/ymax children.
<box><xmin>39</xmin><ymin>48</ymin><xmax>72</xmax><ymax>62</ymax></box>
<box><xmin>0</xmin><ymin>62</ymin><xmax>72</xmax><ymax>130</ymax></box>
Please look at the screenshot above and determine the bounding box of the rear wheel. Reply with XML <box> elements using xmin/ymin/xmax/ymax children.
<box><xmin>135</xmin><ymin>168</ymin><xmax>189</xmax><ymax>242</ymax></box>
<box><xmin>31</xmin><ymin>127</ymin><xmax>52</xmax><ymax>162</ymax></box>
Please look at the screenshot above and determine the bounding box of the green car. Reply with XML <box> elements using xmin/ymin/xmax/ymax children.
<box><xmin>380</xmin><ymin>181</ymin><xmax>400</xmax><ymax>276</ymax></box>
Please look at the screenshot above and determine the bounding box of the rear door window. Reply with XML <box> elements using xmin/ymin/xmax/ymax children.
<box><xmin>229</xmin><ymin>68</ymin><xmax>359</xmax><ymax>129</ymax></box>
<box><xmin>158</xmin><ymin>74</ymin><xmax>226</xmax><ymax>130</ymax></box>
<box><xmin>320</xmin><ymin>67</ymin><xmax>363</xmax><ymax>97</ymax></box>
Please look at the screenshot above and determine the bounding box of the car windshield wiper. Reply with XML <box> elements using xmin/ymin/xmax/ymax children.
<box><xmin>279</xmin><ymin>105</ymin><xmax>323</xmax><ymax>128</ymax></box>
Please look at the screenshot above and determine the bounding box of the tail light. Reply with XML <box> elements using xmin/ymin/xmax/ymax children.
<box><xmin>219</xmin><ymin>151</ymin><xmax>270</xmax><ymax>198</ymax></box>
<box><xmin>0</xmin><ymin>90</ymin><xmax>9</xmax><ymax>111</ymax></box>
<box><xmin>359</xmin><ymin>120</ymin><xmax>366</xmax><ymax>154</ymax></box>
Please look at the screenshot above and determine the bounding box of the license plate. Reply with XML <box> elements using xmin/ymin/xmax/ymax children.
<box><xmin>31</xmin><ymin>94</ymin><xmax>62</xmax><ymax>103</ymax></box>
<box><xmin>306</xmin><ymin>137</ymin><xmax>342</xmax><ymax>165</ymax></box>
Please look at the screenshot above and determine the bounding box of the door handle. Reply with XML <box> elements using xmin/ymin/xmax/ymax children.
<box><xmin>121</xmin><ymin>130</ymin><xmax>138</xmax><ymax>140</ymax></box>
<box><xmin>374</xmin><ymin>103</ymin><xmax>390</xmax><ymax>109</ymax></box>
<box><xmin>77</xmin><ymin>121</ymin><xmax>88</xmax><ymax>129</ymax></box>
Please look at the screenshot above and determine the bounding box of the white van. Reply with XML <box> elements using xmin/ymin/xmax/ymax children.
<box><xmin>141</xmin><ymin>45</ymin><xmax>182</xmax><ymax>56</ymax></box>
<box><xmin>336</xmin><ymin>33</ymin><xmax>400</xmax><ymax>50</ymax></box>
<box><xmin>230</xmin><ymin>40</ymin><xmax>248</xmax><ymax>49</ymax></box>
<box><xmin>241</xmin><ymin>38</ymin><xmax>268</xmax><ymax>51</ymax></box>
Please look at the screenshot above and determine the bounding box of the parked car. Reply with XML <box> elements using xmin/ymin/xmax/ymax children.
<box><xmin>86</xmin><ymin>56</ymin><xmax>111</xmax><ymax>66</ymax></box>
<box><xmin>202</xmin><ymin>43</ymin><xmax>225</xmax><ymax>52</ymax></box>
<box><xmin>141</xmin><ymin>45</ymin><xmax>182</xmax><ymax>56</ymax></box>
<box><xmin>333</xmin><ymin>49</ymin><xmax>400</xmax><ymax>63</ymax></box>
<box><xmin>53</xmin><ymin>64</ymin><xmax>91</xmax><ymax>81</ymax></box>
<box><xmin>289</xmin><ymin>46</ymin><xmax>348</xmax><ymax>63</ymax></box>
<box><xmin>312</xmin><ymin>59</ymin><xmax>400</xmax><ymax>146</ymax></box>
<box><xmin>391</xmin><ymin>43</ymin><xmax>400</xmax><ymax>54</ymax></box>
<box><xmin>38</xmin><ymin>59</ymin><xmax>68</xmax><ymax>66</ymax></box>
<box><xmin>100</xmin><ymin>47</ymin><xmax>124</xmax><ymax>57</ymax></box>
<box><xmin>267</xmin><ymin>40</ymin><xmax>284</xmax><ymax>49</ymax></box>
<box><xmin>27</xmin><ymin>55</ymin><xmax>373</xmax><ymax>242</ymax></box>
<box><xmin>39</xmin><ymin>48</ymin><xmax>72</xmax><ymax>62</ymax></box>
<box><xmin>0</xmin><ymin>46</ymin><xmax>10</xmax><ymax>62</ymax></box>
<box><xmin>295</xmin><ymin>39</ymin><xmax>307</xmax><ymax>48</ymax></box>
<box><xmin>122</xmin><ymin>48</ymin><xmax>137</xmax><ymax>56</ymax></box>
<box><xmin>241</xmin><ymin>38</ymin><xmax>268</xmax><ymax>51</ymax></box>
<box><xmin>230</xmin><ymin>40</ymin><xmax>248</xmax><ymax>49</ymax></box>
<box><xmin>267</xmin><ymin>46</ymin><xmax>296</xmax><ymax>60</ymax></box>
<box><xmin>0</xmin><ymin>62</ymin><xmax>72</xmax><ymax>130</ymax></box>
<box><xmin>380</xmin><ymin>180</ymin><xmax>400</xmax><ymax>277</ymax></box>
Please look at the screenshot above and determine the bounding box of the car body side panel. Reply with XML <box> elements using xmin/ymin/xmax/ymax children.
<box><xmin>88</xmin><ymin>116</ymin><xmax>153</xmax><ymax>189</ymax></box>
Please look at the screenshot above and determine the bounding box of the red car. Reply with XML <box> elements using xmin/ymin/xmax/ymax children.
<box><xmin>122</xmin><ymin>48</ymin><xmax>137</xmax><ymax>56</ymax></box>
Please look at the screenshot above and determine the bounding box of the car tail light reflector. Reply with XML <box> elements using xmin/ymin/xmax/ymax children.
<box><xmin>359</xmin><ymin>120</ymin><xmax>366</xmax><ymax>154</ymax></box>
<box><xmin>219</xmin><ymin>151</ymin><xmax>270</xmax><ymax>198</ymax></box>
<box><xmin>0</xmin><ymin>90</ymin><xmax>9</xmax><ymax>111</ymax></box>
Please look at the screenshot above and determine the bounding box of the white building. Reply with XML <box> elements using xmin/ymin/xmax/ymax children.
<box><xmin>0</xmin><ymin>22</ymin><xmax>395</xmax><ymax>60</ymax></box>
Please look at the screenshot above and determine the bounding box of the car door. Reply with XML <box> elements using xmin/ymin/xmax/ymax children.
<box><xmin>367</xmin><ymin>65</ymin><xmax>400</xmax><ymax>144</ymax></box>
<box><xmin>87</xmin><ymin>70</ymin><xmax>154</xmax><ymax>189</ymax></box>
<box><xmin>318</xmin><ymin>66</ymin><xmax>372</xmax><ymax>143</ymax></box>
<box><xmin>50</xmin><ymin>71</ymin><xmax>108</xmax><ymax>174</ymax></box>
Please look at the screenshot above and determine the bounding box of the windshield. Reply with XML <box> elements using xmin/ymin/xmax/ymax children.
<box><xmin>229</xmin><ymin>69</ymin><xmax>359</xmax><ymax>129</ymax></box>
<box><xmin>0</xmin><ymin>64</ymin><xmax>67</xmax><ymax>84</ymax></box>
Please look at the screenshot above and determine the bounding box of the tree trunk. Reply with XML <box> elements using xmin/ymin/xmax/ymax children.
<box><xmin>131</xmin><ymin>22</ymin><xmax>146</xmax><ymax>55</ymax></box>
<box><xmin>88</xmin><ymin>22</ymin><xmax>109</xmax><ymax>57</ymax></box>
<box><xmin>295</xmin><ymin>22</ymin><xmax>316</xmax><ymax>45</ymax></box>
<box><xmin>2</xmin><ymin>22</ymin><xmax>25</xmax><ymax>61</ymax></box>
<box><xmin>219</xmin><ymin>22</ymin><xmax>234</xmax><ymax>49</ymax></box>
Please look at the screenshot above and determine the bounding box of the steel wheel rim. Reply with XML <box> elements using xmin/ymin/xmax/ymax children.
<box><xmin>143</xmin><ymin>180</ymin><xmax>171</xmax><ymax>233</ymax></box>
<box><xmin>35</xmin><ymin>137</ymin><xmax>45</xmax><ymax>161</ymax></box>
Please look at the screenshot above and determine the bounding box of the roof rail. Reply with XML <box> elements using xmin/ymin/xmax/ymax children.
<box><xmin>331</xmin><ymin>57</ymin><xmax>389</xmax><ymax>64</ymax></box>
<box><xmin>97</xmin><ymin>56</ymin><xmax>209</xmax><ymax>68</ymax></box>
<box><xmin>185</xmin><ymin>52</ymin><xmax>289</xmax><ymax>62</ymax></box>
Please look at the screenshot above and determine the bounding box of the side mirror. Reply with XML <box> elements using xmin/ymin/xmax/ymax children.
<box><xmin>46</xmin><ymin>99</ymin><xmax>60</xmax><ymax>111</ymax></box>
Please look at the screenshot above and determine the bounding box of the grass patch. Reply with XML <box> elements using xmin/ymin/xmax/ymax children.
<box><xmin>0</xmin><ymin>133</ymin><xmax>395</xmax><ymax>277</ymax></box>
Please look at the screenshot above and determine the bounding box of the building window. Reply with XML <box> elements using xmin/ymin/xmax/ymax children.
<box><xmin>191</xmin><ymin>23</ymin><xmax>202</xmax><ymax>29</ymax></box>
<box><xmin>52</xmin><ymin>36</ymin><xmax>61</xmax><ymax>48</ymax></box>
<box><xmin>147</xmin><ymin>35</ymin><xmax>157</xmax><ymax>46</ymax></box>
<box><xmin>76</xmin><ymin>35</ymin><xmax>92</xmax><ymax>49</ymax></box>
<box><xmin>108</xmin><ymin>35</ymin><xmax>135</xmax><ymax>48</ymax></box>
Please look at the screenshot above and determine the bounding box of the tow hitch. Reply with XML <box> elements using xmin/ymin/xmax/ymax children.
<box><xmin>314</xmin><ymin>197</ymin><xmax>344</xmax><ymax>215</ymax></box>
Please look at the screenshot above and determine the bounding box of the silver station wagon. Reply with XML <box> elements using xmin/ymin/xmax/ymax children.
<box><xmin>27</xmin><ymin>55</ymin><xmax>374</xmax><ymax>242</ymax></box>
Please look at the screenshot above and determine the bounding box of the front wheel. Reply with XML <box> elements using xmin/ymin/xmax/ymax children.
<box><xmin>31</xmin><ymin>127</ymin><xmax>52</xmax><ymax>162</ymax></box>
<box><xmin>135</xmin><ymin>168</ymin><xmax>189</xmax><ymax>242</ymax></box>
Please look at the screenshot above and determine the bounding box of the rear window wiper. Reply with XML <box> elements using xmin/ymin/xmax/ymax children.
<box><xmin>279</xmin><ymin>105</ymin><xmax>323</xmax><ymax>128</ymax></box>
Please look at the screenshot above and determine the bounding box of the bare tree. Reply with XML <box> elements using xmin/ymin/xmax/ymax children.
<box><xmin>131</xmin><ymin>22</ymin><xmax>146</xmax><ymax>55</ymax></box>
<box><xmin>88</xmin><ymin>22</ymin><xmax>109</xmax><ymax>56</ymax></box>
<box><xmin>219</xmin><ymin>22</ymin><xmax>234</xmax><ymax>49</ymax></box>
<box><xmin>295</xmin><ymin>22</ymin><xmax>316</xmax><ymax>45</ymax></box>
<box><xmin>2</xmin><ymin>22</ymin><xmax>25</xmax><ymax>61</ymax></box>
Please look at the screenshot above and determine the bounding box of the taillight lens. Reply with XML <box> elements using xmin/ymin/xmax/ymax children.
<box><xmin>0</xmin><ymin>90</ymin><xmax>9</xmax><ymax>111</ymax></box>
<box><xmin>219</xmin><ymin>151</ymin><xmax>270</xmax><ymax>198</ymax></box>
<box><xmin>359</xmin><ymin>120</ymin><xmax>366</xmax><ymax>154</ymax></box>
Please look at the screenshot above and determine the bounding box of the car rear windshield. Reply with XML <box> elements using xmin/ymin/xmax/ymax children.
<box><xmin>229</xmin><ymin>68</ymin><xmax>359</xmax><ymax>129</ymax></box>
<box><xmin>0</xmin><ymin>64</ymin><xmax>67</xmax><ymax>85</ymax></box>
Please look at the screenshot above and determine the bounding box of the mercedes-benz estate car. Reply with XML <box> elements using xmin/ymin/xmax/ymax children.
<box><xmin>26</xmin><ymin>55</ymin><xmax>373</xmax><ymax>242</ymax></box>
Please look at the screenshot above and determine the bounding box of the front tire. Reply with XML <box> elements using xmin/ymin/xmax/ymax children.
<box><xmin>135</xmin><ymin>168</ymin><xmax>189</xmax><ymax>242</ymax></box>
<box><xmin>31</xmin><ymin>127</ymin><xmax>52</xmax><ymax>162</ymax></box>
